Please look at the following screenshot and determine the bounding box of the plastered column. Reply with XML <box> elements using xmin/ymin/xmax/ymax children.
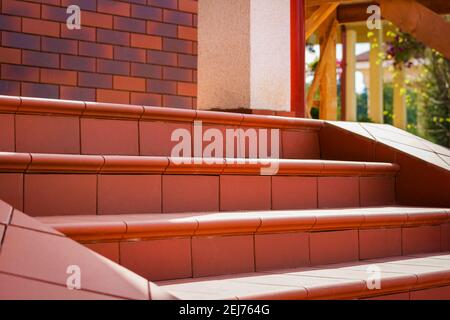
<box><xmin>197</xmin><ymin>0</ymin><xmax>291</xmax><ymax>111</ymax></box>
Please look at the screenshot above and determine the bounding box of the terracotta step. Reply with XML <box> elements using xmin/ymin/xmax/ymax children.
<box><xmin>38</xmin><ymin>207</ymin><xmax>450</xmax><ymax>282</ymax></box>
<box><xmin>0</xmin><ymin>95</ymin><xmax>322</xmax><ymax>159</ymax></box>
<box><xmin>156</xmin><ymin>252</ymin><xmax>450</xmax><ymax>300</ymax></box>
<box><xmin>0</xmin><ymin>153</ymin><xmax>399</xmax><ymax>216</ymax></box>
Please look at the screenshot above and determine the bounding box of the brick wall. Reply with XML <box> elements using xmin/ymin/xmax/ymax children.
<box><xmin>0</xmin><ymin>0</ymin><xmax>198</xmax><ymax>109</ymax></box>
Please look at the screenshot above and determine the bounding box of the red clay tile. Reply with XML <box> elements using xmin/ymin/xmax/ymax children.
<box><xmin>0</xmin><ymin>273</ymin><xmax>121</xmax><ymax>300</ymax></box>
<box><xmin>10</xmin><ymin>209</ymin><xmax>63</xmax><ymax>236</ymax></box>
<box><xmin>281</xmin><ymin>129</ymin><xmax>320</xmax><ymax>159</ymax></box>
<box><xmin>359</xmin><ymin>228</ymin><xmax>402</xmax><ymax>260</ymax></box>
<box><xmin>140</xmin><ymin>121</ymin><xmax>192</xmax><ymax>156</ymax></box>
<box><xmin>272</xmin><ymin>177</ymin><xmax>317</xmax><ymax>210</ymax></box>
<box><xmin>0</xmin><ymin>114</ymin><xmax>15</xmax><ymax>152</ymax></box>
<box><xmin>360</xmin><ymin>176</ymin><xmax>395</xmax><ymax>206</ymax></box>
<box><xmin>255</xmin><ymin>232</ymin><xmax>310</xmax><ymax>271</ymax></box>
<box><xmin>0</xmin><ymin>200</ymin><xmax>13</xmax><ymax>225</ymax></box>
<box><xmin>402</xmin><ymin>225</ymin><xmax>441</xmax><ymax>255</ymax></box>
<box><xmin>120</xmin><ymin>238</ymin><xmax>192</xmax><ymax>281</ymax></box>
<box><xmin>220</xmin><ymin>176</ymin><xmax>271</xmax><ymax>211</ymax></box>
<box><xmin>24</xmin><ymin>174</ymin><xmax>97</xmax><ymax>216</ymax></box>
<box><xmin>318</xmin><ymin>177</ymin><xmax>359</xmax><ymax>209</ymax></box>
<box><xmin>310</xmin><ymin>230</ymin><xmax>359</xmax><ymax>265</ymax></box>
<box><xmin>442</xmin><ymin>223</ymin><xmax>450</xmax><ymax>251</ymax></box>
<box><xmin>84</xmin><ymin>242</ymin><xmax>120</xmax><ymax>264</ymax></box>
<box><xmin>192</xmin><ymin>235</ymin><xmax>254</xmax><ymax>277</ymax></box>
<box><xmin>81</xmin><ymin>118</ymin><xmax>139</xmax><ymax>155</ymax></box>
<box><xmin>0</xmin><ymin>173</ymin><xmax>23</xmax><ymax>210</ymax></box>
<box><xmin>98</xmin><ymin>175</ymin><xmax>162</xmax><ymax>215</ymax></box>
<box><xmin>15</xmin><ymin>115</ymin><xmax>80</xmax><ymax>154</ymax></box>
<box><xmin>410</xmin><ymin>286</ymin><xmax>450</xmax><ymax>300</ymax></box>
<box><xmin>0</xmin><ymin>225</ymin><xmax>149</xmax><ymax>299</ymax></box>
<box><xmin>162</xmin><ymin>175</ymin><xmax>219</xmax><ymax>213</ymax></box>
<box><xmin>362</xmin><ymin>292</ymin><xmax>410</xmax><ymax>300</ymax></box>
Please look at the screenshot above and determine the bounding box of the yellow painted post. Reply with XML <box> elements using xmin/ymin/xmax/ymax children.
<box><xmin>345</xmin><ymin>29</ymin><xmax>357</xmax><ymax>121</ymax></box>
<box><xmin>368</xmin><ymin>27</ymin><xmax>384</xmax><ymax>123</ymax></box>
<box><xmin>393</xmin><ymin>67</ymin><xmax>407</xmax><ymax>130</ymax></box>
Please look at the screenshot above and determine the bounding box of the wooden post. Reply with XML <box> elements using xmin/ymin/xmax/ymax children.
<box><xmin>393</xmin><ymin>67</ymin><xmax>407</xmax><ymax>129</ymax></box>
<box><xmin>291</xmin><ymin>0</ymin><xmax>306</xmax><ymax>117</ymax></box>
<box><xmin>318</xmin><ymin>14</ymin><xmax>337</xmax><ymax>120</ymax></box>
<box><xmin>340</xmin><ymin>25</ymin><xmax>347</xmax><ymax>120</ymax></box>
<box><xmin>345</xmin><ymin>28</ymin><xmax>357</xmax><ymax>122</ymax></box>
<box><xmin>368</xmin><ymin>27</ymin><xmax>384</xmax><ymax>123</ymax></box>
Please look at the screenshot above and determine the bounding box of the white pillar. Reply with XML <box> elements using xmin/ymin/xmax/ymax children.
<box><xmin>368</xmin><ymin>27</ymin><xmax>384</xmax><ymax>123</ymax></box>
<box><xmin>197</xmin><ymin>0</ymin><xmax>291</xmax><ymax>112</ymax></box>
<box><xmin>345</xmin><ymin>29</ymin><xmax>357</xmax><ymax>121</ymax></box>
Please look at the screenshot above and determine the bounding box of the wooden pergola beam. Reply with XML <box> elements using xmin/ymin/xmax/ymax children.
<box><xmin>378</xmin><ymin>0</ymin><xmax>450</xmax><ymax>59</ymax></box>
<box><xmin>306</xmin><ymin>17</ymin><xmax>338</xmax><ymax>117</ymax></box>
<box><xmin>337</xmin><ymin>0</ymin><xmax>450</xmax><ymax>23</ymax></box>
<box><xmin>306</xmin><ymin>2</ymin><xmax>339</xmax><ymax>39</ymax></box>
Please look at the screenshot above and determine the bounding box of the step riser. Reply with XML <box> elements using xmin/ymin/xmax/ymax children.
<box><xmin>361</xmin><ymin>286</ymin><xmax>450</xmax><ymax>300</ymax></box>
<box><xmin>83</xmin><ymin>223</ymin><xmax>450</xmax><ymax>282</ymax></box>
<box><xmin>0</xmin><ymin>173</ymin><xmax>395</xmax><ymax>216</ymax></box>
<box><xmin>0</xmin><ymin>113</ymin><xmax>320</xmax><ymax>159</ymax></box>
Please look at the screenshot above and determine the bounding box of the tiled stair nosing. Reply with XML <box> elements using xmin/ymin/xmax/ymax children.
<box><xmin>0</xmin><ymin>95</ymin><xmax>324</xmax><ymax>129</ymax></box>
<box><xmin>0</xmin><ymin>152</ymin><xmax>400</xmax><ymax>176</ymax></box>
<box><xmin>156</xmin><ymin>252</ymin><xmax>450</xmax><ymax>300</ymax></box>
<box><xmin>38</xmin><ymin>207</ymin><xmax>450</xmax><ymax>242</ymax></box>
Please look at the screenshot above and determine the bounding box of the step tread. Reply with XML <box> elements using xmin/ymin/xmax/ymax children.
<box><xmin>0</xmin><ymin>152</ymin><xmax>399</xmax><ymax>175</ymax></box>
<box><xmin>0</xmin><ymin>95</ymin><xmax>324</xmax><ymax>129</ymax></box>
<box><xmin>38</xmin><ymin>206</ymin><xmax>450</xmax><ymax>241</ymax></box>
<box><xmin>155</xmin><ymin>252</ymin><xmax>450</xmax><ymax>300</ymax></box>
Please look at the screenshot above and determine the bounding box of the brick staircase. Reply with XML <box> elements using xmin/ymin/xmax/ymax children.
<box><xmin>0</xmin><ymin>95</ymin><xmax>449</xmax><ymax>300</ymax></box>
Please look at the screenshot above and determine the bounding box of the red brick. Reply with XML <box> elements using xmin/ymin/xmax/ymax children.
<box><xmin>178</xmin><ymin>54</ymin><xmax>197</xmax><ymax>69</ymax></box>
<box><xmin>0</xmin><ymin>80</ymin><xmax>20</xmax><ymax>95</ymax></box>
<box><xmin>61</xmin><ymin>25</ymin><xmax>96</xmax><ymax>41</ymax></box>
<box><xmin>113</xmin><ymin>76</ymin><xmax>145</xmax><ymax>92</ymax></box>
<box><xmin>41</xmin><ymin>69</ymin><xmax>77</xmax><ymax>86</ymax></box>
<box><xmin>83</xmin><ymin>11</ymin><xmax>113</xmax><ymax>29</ymax></box>
<box><xmin>0</xmin><ymin>14</ymin><xmax>21</xmax><ymax>32</ymax></box>
<box><xmin>163</xmin><ymin>67</ymin><xmax>192</xmax><ymax>82</ymax></box>
<box><xmin>61</xmin><ymin>55</ymin><xmax>96</xmax><ymax>72</ymax></box>
<box><xmin>130</xmin><ymin>92</ymin><xmax>162</xmax><ymax>106</ymax></box>
<box><xmin>114</xmin><ymin>16</ymin><xmax>145</xmax><ymax>33</ymax></box>
<box><xmin>163</xmin><ymin>9</ymin><xmax>193</xmax><ymax>26</ymax></box>
<box><xmin>131</xmin><ymin>4</ymin><xmax>162</xmax><ymax>21</ymax></box>
<box><xmin>97</xmin><ymin>29</ymin><xmax>130</xmax><ymax>46</ymax></box>
<box><xmin>147</xmin><ymin>79</ymin><xmax>177</xmax><ymax>94</ymax></box>
<box><xmin>41</xmin><ymin>5</ymin><xmax>67</xmax><ymax>22</ymax></box>
<box><xmin>21</xmin><ymin>83</ymin><xmax>59</xmax><ymax>99</ymax></box>
<box><xmin>79</xmin><ymin>72</ymin><xmax>112</xmax><ymax>89</ymax></box>
<box><xmin>130</xmin><ymin>63</ymin><xmax>161</xmax><ymax>79</ymax></box>
<box><xmin>179</xmin><ymin>0</ymin><xmax>198</xmax><ymax>13</ymax></box>
<box><xmin>130</xmin><ymin>34</ymin><xmax>162</xmax><ymax>50</ymax></box>
<box><xmin>2</xmin><ymin>0</ymin><xmax>40</xmax><ymax>18</ymax></box>
<box><xmin>0</xmin><ymin>47</ymin><xmax>21</xmax><ymax>64</ymax></box>
<box><xmin>97</xmin><ymin>0</ymin><xmax>130</xmax><ymax>17</ymax></box>
<box><xmin>1</xmin><ymin>64</ymin><xmax>39</xmax><ymax>82</ymax></box>
<box><xmin>147</xmin><ymin>50</ymin><xmax>177</xmax><ymax>66</ymax></box>
<box><xmin>60</xmin><ymin>86</ymin><xmax>95</xmax><ymax>101</ymax></box>
<box><xmin>147</xmin><ymin>21</ymin><xmax>177</xmax><ymax>37</ymax></box>
<box><xmin>98</xmin><ymin>59</ymin><xmax>130</xmax><ymax>76</ymax></box>
<box><xmin>79</xmin><ymin>41</ymin><xmax>113</xmax><ymax>59</ymax></box>
<box><xmin>163</xmin><ymin>38</ymin><xmax>193</xmax><ymax>54</ymax></box>
<box><xmin>178</xmin><ymin>26</ymin><xmax>197</xmax><ymax>41</ymax></box>
<box><xmin>42</xmin><ymin>37</ymin><xmax>77</xmax><ymax>54</ymax></box>
<box><xmin>114</xmin><ymin>46</ymin><xmax>146</xmax><ymax>63</ymax></box>
<box><xmin>22</xmin><ymin>50</ymin><xmax>59</xmax><ymax>68</ymax></box>
<box><xmin>163</xmin><ymin>95</ymin><xmax>192</xmax><ymax>109</ymax></box>
<box><xmin>177</xmin><ymin>82</ymin><xmax>197</xmax><ymax>97</ymax></box>
<box><xmin>149</xmin><ymin>0</ymin><xmax>177</xmax><ymax>9</ymax></box>
<box><xmin>96</xmin><ymin>89</ymin><xmax>130</xmax><ymax>104</ymax></box>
